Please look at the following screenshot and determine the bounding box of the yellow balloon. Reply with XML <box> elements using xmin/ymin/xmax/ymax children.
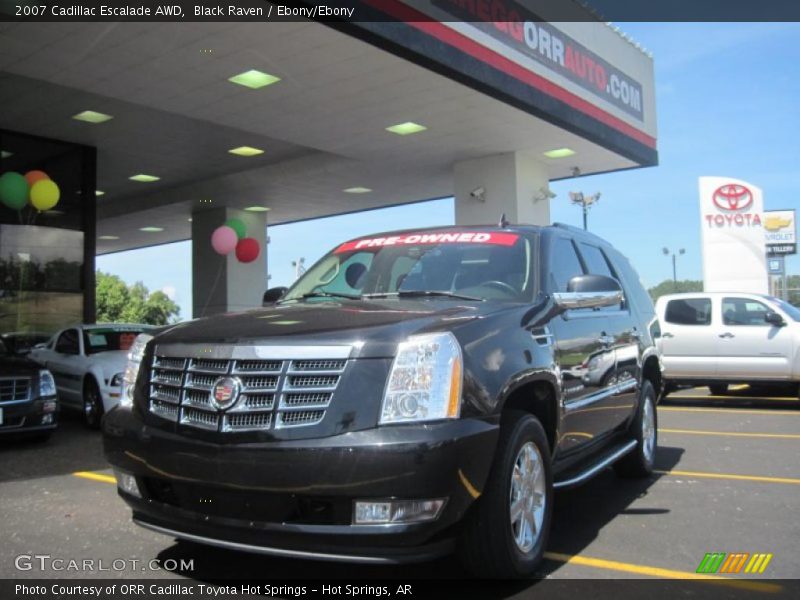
<box><xmin>30</xmin><ymin>179</ymin><xmax>60</xmax><ymax>211</ymax></box>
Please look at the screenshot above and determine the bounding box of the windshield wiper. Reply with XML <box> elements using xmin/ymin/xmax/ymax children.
<box><xmin>363</xmin><ymin>290</ymin><xmax>484</xmax><ymax>302</ymax></box>
<box><xmin>299</xmin><ymin>291</ymin><xmax>362</xmax><ymax>301</ymax></box>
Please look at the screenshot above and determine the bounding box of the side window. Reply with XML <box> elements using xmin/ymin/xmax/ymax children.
<box><xmin>578</xmin><ymin>243</ymin><xmax>614</xmax><ymax>278</ymax></box>
<box><xmin>550</xmin><ymin>238</ymin><xmax>585</xmax><ymax>292</ymax></box>
<box><xmin>665</xmin><ymin>298</ymin><xmax>712</xmax><ymax>326</ymax></box>
<box><xmin>722</xmin><ymin>297</ymin><xmax>771</xmax><ymax>326</ymax></box>
<box><xmin>578</xmin><ymin>243</ymin><xmax>623</xmax><ymax>311</ymax></box>
<box><xmin>55</xmin><ymin>329</ymin><xmax>80</xmax><ymax>354</ymax></box>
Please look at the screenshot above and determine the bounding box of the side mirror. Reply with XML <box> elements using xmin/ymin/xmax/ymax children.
<box><xmin>262</xmin><ymin>287</ymin><xmax>288</xmax><ymax>306</ymax></box>
<box><xmin>764</xmin><ymin>311</ymin><xmax>785</xmax><ymax>327</ymax></box>
<box><xmin>553</xmin><ymin>275</ymin><xmax>623</xmax><ymax>311</ymax></box>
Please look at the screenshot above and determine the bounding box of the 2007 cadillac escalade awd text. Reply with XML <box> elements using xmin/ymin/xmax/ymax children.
<box><xmin>103</xmin><ymin>223</ymin><xmax>663</xmax><ymax>577</ymax></box>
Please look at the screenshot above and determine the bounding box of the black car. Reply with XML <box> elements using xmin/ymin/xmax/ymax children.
<box><xmin>0</xmin><ymin>338</ymin><xmax>59</xmax><ymax>440</ymax></box>
<box><xmin>103</xmin><ymin>223</ymin><xmax>662</xmax><ymax>577</ymax></box>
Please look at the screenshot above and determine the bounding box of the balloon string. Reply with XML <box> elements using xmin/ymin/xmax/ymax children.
<box><xmin>199</xmin><ymin>261</ymin><xmax>225</xmax><ymax>318</ymax></box>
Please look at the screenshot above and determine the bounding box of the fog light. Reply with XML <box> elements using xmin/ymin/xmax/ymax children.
<box><xmin>354</xmin><ymin>499</ymin><xmax>446</xmax><ymax>524</ymax></box>
<box><xmin>42</xmin><ymin>400</ymin><xmax>57</xmax><ymax>413</ymax></box>
<box><xmin>114</xmin><ymin>470</ymin><xmax>142</xmax><ymax>498</ymax></box>
<box><xmin>41</xmin><ymin>414</ymin><xmax>54</xmax><ymax>425</ymax></box>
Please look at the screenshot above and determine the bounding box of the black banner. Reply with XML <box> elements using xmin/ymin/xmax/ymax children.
<box><xmin>4</xmin><ymin>579</ymin><xmax>800</xmax><ymax>600</ymax></box>
<box><xmin>2</xmin><ymin>0</ymin><xmax>800</xmax><ymax>22</ymax></box>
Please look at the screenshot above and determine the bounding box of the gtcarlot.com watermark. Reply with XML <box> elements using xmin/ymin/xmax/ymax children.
<box><xmin>14</xmin><ymin>553</ymin><xmax>194</xmax><ymax>573</ymax></box>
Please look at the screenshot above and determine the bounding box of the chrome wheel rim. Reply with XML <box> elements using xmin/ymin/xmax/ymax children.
<box><xmin>509</xmin><ymin>441</ymin><xmax>546</xmax><ymax>553</ymax></box>
<box><xmin>642</xmin><ymin>394</ymin><xmax>656</xmax><ymax>464</ymax></box>
<box><xmin>84</xmin><ymin>390</ymin><xmax>96</xmax><ymax>423</ymax></box>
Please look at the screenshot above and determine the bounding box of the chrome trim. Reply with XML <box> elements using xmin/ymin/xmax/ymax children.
<box><xmin>564</xmin><ymin>378</ymin><xmax>638</xmax><ymax>413</ymax></box>
<box><xmin>553</xmin><ymin>290</ymin><xmax>623</xmax><ymax>310</ymax></box>
<box><xmin>553</xmin><ymin>440</ymin><xmax>637</xmax><ymax>489</ymax></box>
<box><xmin>133</xmin><ymin>520</ymin><xmax>435</xmax><ymax>564</ymax></box>
<box><xmin>154</xmin><ymin>344</ymin><xmax>353</xmax><ymax>360</ymax></box>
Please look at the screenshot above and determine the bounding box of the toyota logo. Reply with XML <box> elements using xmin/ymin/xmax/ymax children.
<box><xmin>210</xmin><ymin>376</ymin><xmax>241</xmax><ymax>410</ymax></box>
<box><xmin>712</xmin><ymin>184</ymin><xmax>753</xmax><ymax>211</ymax></box>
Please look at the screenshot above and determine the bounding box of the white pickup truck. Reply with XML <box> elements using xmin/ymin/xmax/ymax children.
<box><xmin>655</xmin><ymin>292</ymin><xmax>800</xmax><ymax>396</ymax></box>
<box><xmin>30</xmin><ymin>324</ymin><xmax>154</xmax><ymax>428</ymax></box>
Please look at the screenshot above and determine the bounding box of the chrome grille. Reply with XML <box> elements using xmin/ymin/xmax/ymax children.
<box><xmin>148</xmin><ymin>346</ymin><xmax>350</xmax><ymax>432</ymax></box>
<box><xmin>0</xmin><ymin>377</ymin><xmax>31</xmax><ymax>404</ymax></box>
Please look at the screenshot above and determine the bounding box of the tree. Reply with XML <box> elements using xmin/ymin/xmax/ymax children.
<box><xmin>648</xmin><ymin>279</ymin><xmax>703</xmax><ymax>302</ymax></box>
<box><xmin>96</xmin><ymin>271</ymin><xmax>180</xmax><ymax>325</ymax></box>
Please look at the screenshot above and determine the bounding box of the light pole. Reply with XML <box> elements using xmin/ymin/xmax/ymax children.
<box><xmin>569</xmin><ymin>191</ymin><xmax>601</xmax><ymax>230</ymax></box>
<box><xmin>291</xmin><ymin>257</ymin><xmax>305</xmax><ymax>281</ymax></box>
<box><xmin>662</xmin><ymin>247</ymin><xmax>685</xmax><ymax>291</ymax></box>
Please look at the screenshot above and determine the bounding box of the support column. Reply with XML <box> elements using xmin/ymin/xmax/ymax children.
<box><xmin>192</xmin><ymin>207</ymin><xmax>268</xmax><ymax>318</ymax></box>
<box><xmin>454</xmin><ymin>151</ymin><xmax>551</xmax><ymax>226</ymax></box>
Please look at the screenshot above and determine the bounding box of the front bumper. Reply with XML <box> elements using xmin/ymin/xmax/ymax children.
<box><xmin>0</xmin><ymin>396</ymin><xmax>58</xmax><ymax>435</ymax></box>
<box><xmin>103</xmin><ymin>407</ymin><xmax>499</xmax><ymax>563</ymax></box>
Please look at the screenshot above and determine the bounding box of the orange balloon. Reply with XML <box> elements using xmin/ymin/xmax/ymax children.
<box><xmin>25</xmin><ymin>170</ymin><xmax>49</xmax><ymax>187</ymax></box>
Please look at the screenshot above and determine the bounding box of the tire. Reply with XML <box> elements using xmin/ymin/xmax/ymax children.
<box><xmin>459</xmin><ymin>411</ymin><xmax>553</xmax><ymax>578</ymax></box>
<box><xmin>614</xmin><ymin>379</ymin><xmax>657</xmax><ymax>478</ymax></box>
<box><xmin>83</xmin><ymin>378</ymin><xmax>104</xmax><ymax>429</ymax></box>
<box><xmin>708</xmin><ymin>383</ymin><xmax>728</xmax><ymax>396</ymax></box>
<box><xmin>661</xmin><ymin>382</ymin><xmax>677</xmax><ymax>399</ymax></box>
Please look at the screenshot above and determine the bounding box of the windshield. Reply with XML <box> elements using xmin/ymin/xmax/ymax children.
<box><xmin>283</xmin><ymin>231</ymin><xmax>535</xmax><ymax>303</ymax></box>
<box><xmin>83</xmin><ymin>328</ymin><xmax>150</xmax><ymax>355</ymax></box>
<box><xmin>766</xmin><ymin>296</ymin><xmax>800</xmax><ymax>322</ymax></box>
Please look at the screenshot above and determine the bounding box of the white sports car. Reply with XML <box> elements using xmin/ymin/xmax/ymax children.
<box><xmin>30</xmin><ymin>324</ymin><xmax>155</xmax><ymax>428</ymax></box>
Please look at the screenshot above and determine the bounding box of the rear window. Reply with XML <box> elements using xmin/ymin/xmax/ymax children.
<box><xmin>665</xmin><ymin>298</ymin><xmax>712</xmax><ymax>326</ymax></box>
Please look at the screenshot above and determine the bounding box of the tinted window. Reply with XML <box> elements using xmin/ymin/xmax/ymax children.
<box><xmin>550</xmin><ymin>238</ymin><xmax>585</xmax><ymax>292</ymax></box>
<box><xmin>722</xmin><ymin>297</ymin><xmax>771</xmax><ymax>326</ymax></box>
<box><xmin>578</xmin><ymin>243</ymin><xmax>614</xmax><ymax>278</ymax></box>
<box><xmin>55</xmin><ymin>329</ymin><xmax>80</xmax><ymax>354</ymax></box>
<box><xmin>665</xmin><ymin>298</ymin><xmax>712</xmax><ymax>326</ymax></box>
<box><xmin>605</xmin><ymin>247</ymin><xmax>655</xmax><ymax>315</ymax></box>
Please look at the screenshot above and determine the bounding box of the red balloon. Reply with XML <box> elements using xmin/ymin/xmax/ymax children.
<box><xmin>235</xmin><ymin>237</ymin><xmax>260</xmax><ymax>263</ymax></box>
<box><xmin>24</xmin><ymin>170</ymin><xmax>49</xmax><ymax>187</ymax></box>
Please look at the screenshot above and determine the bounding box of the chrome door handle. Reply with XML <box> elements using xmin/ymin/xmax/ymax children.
<box><xmin>662</xmin><ymin>332</ymin><xmax>674</xmax><ymax>339</ymax></box>
<box><xmin>718</xmin><ymin>332</ymin><xmax>735</xmax><ymax>339</ymax></box>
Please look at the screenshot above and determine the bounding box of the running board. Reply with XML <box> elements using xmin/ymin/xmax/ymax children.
<box><xmin>553</xmin><ymin>440</ymin><xmax>638</xmax><ymax>490</ymax></box>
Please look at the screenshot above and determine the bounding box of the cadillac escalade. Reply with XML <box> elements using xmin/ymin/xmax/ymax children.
<box><xmin>103</xmin><ymin>222</ymin><xmax>662</xmax><ymax>578</ymax></box>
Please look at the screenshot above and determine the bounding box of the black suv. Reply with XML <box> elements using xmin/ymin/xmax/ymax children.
<box><xmin>103</xmin><ymin>223</ymin><xmax>662</xmax><ymax>577</ymax></box>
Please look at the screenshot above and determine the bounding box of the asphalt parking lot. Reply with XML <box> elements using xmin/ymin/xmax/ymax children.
<box><xmin>2</xmin><ymin>386</ymin><xmax>798</xmax><ymax>592</ymax></box>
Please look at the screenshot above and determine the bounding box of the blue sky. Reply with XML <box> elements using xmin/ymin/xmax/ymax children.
<box><xmin>98</xmin><ymin>23</ymin><xmax>800</xmax><ymax>321</ymax></box>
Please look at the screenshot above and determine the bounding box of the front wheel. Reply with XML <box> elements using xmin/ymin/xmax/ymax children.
<box><xmin>83</xmin><ymin>378</ymin><xmax>104</xmax><ymax>429</ymax></box>
<box><xmin>459</xmin><ymin>412</ymin><xmax>553</xmax><ymax>578</ymax></box>
<box><xmin>615</xmin><ymin>379</ymin><xmax>657</xmax><ymax>478</ymax></box>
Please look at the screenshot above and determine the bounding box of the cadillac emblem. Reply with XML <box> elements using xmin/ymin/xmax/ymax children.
<box><xmin>210</xmin><ymin>376</ymin><xmax>241</xmax><ymax>410</ymax></box>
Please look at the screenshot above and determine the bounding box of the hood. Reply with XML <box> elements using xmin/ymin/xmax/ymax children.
<box><xmin>0</xmin><ymin>354</ymin><xmax>42</xmax><ymax>376</ymax></box>
<box><xmin>86</xmin><ymin>350</ymin><xmax>129</xmax><ymax>374</ymax></box>
<box><xmin>153</xmin><ymin>298</ymin><xmax>517</xmax><ymax>358</ymax></box>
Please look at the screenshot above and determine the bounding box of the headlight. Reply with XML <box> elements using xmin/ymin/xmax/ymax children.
<box><xmin>379</xmin><ymin>332</ymin><xmax>463</xmax><ymax>425</ymax></box>
<box><xmin>120</xmin><ymin>334</ymin><xmax>153</xmax><ymax>407</ymax></box>
<box><xmin>110</xmin><ymin>372</ymin><xmax>124</xmax><ymax>387</ymax></box>
<box><xmin>38</xmin><ymin>370</ymin><xmax>56</xmax><ymax>397</ymax></box>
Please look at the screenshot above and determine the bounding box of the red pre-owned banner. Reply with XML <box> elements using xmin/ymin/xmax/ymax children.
<box><xmin>334</xmin><ymin>231</ymin><xmax>519</xmax><ymax>253</ymax></box>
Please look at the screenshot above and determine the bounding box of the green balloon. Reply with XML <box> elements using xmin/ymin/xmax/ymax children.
<box><xmin>0</xmin><ymin>172</ymin><xmax>29</xmax><ymax>210</ymax></box>
<box><xmin>225</xmin><ymin>218</ymin><xmax>247</xmax><ymax>239</ymax></box>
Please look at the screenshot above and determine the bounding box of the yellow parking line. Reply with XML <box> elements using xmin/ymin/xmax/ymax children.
<box><xmin>657</xmin><ymin>469</ymin><xmax>800</xmax><ymax>486</ymax></box>
<box><xmin>660</xmin><ymin>406</ymin><xmax>800</xmax><ymax>416</ymax></box>
<box><xmin>660</xmin><ymin>428</ymin><xmax>800</xmax><ymax>440</ymax></box>
<box><xmin>543</xmin><ymin>552</ymin><xmax>782</xmax><ymax>593</ymax></box>
<box><xmin>73</xmin><ymin>471</ymin><xmax>116</xmax><ymax>484</ymax></box>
